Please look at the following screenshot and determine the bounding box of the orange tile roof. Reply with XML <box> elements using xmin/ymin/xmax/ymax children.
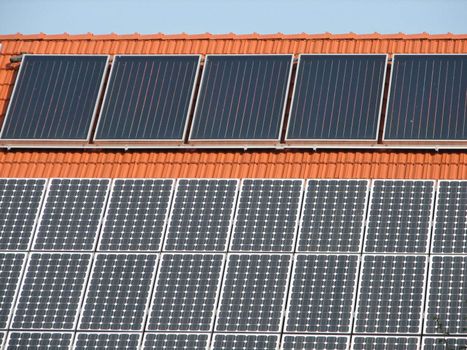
<box><xmin>0</xmin><ymin>33</ymin><xmax>466</xmax><ymax>179</ymax></box>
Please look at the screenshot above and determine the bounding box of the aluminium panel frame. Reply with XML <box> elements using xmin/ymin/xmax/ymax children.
<box><xmin>77</xmin><ymin>252</ymin><xmax>159</xmax><ymax>332</ymax></box>
<box><xmin>146</xmin><ymin>252</ymin><xmax>225</xmax><ymax>332</ymax></box>
<box><xmin>229</xmin><ymin>178</ymin><xmax>305</xmax><ymax>253</ymax></box>
<box><xmin>96</xmin><ymin>178</ymin><xmax>176</xmax><ymax>252</ymax></box>
<box><xmin>93</xmin><ymin>54</ymin><xmax>202</xmax><ymax>147</ymax></box>
<box><xmin>296</xmin><ymin>179</ymin><xmax>370</xmax><ymax>253</ymax></box>
<box><xmin>30</xmin><ymin>178</ymin><xmax>111</xmax><ymax>252</ymax></box>
<box><xmin>285</xmin><ymin>54</ymin><xmax>388</xmax><ymax>146</ymax></box>
<box><xmin>162</xmin><ymin>178</ymin><xmax>240</xmax><ymax>253</ymax></box>
<box><xmin>353</xmin><ymin>253</ymin><xmax>429</xmax><ymax>335</ymax></box>
<box><xmin>188</xmin><ymin>54</ymin><xmax>294</xmax><ymax>147</ymax></box>
<box><xmin>363</xmin><ymin>179</ymin><xmax>436</xmax><ymax>254</ymax></box>
<box><xmin>382</xmin><ymin>54</ymin><xmax>467</xmax><ymax>146</ymax></box>
<box><xmin>0</xmin><ymin>54</ymin><xmax>110</xmax><ymax>147</ymax></box>
<box><xmin>284</xmin><ymin>253</ymin><xmax>360</xmax><ymax>334</ymax></box>
<box><xmin>10</xmin><ymin>252</ymin><xmax>93</xmax><ymax>331</ymax></box>
<box><xmin>214</xmin><ymin>252</ymin><xmax>294</xmax><ymax>333</ymax></box>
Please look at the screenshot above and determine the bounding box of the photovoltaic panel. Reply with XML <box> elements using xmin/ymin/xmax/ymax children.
<box><xmin>95</xmin><ymin>55</ymin><xmax>200</xmax><ymax>142</ymax></box>
<box><xmin>354</xmin><ymin>255</ymin><xmax>427</xmax><ymax>334</ymax></box>
<box><xmin>285</xmin><ymin>254</ymin><xmax>358</xmax><ymax>333</ymax></box>
<box><xmin>230</xmin><ymin>179</ymin><xmax>303</xmax><ymax>252</ymax></box>
<box><xmin>11</xmin><ymin>253</ymin><xmax>92</xmax><ymax>330</ymax></box>
<box><xmin>423</xmin><ymin>337</ymin><xmax>467</xmax><ymax>349</ymax></box>
<box><xmin>74</xmin><ymin>333</ymin><xmax>141</xmax><ymax>350</ymax></box>
<box><xmin>286</xmin><ymin>55</ymin><xmax>387</xmax><ymax>142</ymax></box>
<box><xmin>364</xmin><ymin>180</ymin><xmax>434</xmax><ymax>253</ymax></box>
<box><xmin>384</xmin><ymin>54</ymin><xmax>467</xmax><ymax>141</ymax></box>
<box><xmin>79</xmin><ymin>253</ymin><xmax>158</xmax><ymax>331</ymax></box>
<box><xmin>32</xmin><ymin>178</ymin><xmax>110</xmax><ymax>251</ymax></box>
<box><xmin>215</xmin><ymin>254</ymin><xmax>291</xmax><ymax>332</ymax></box>
<box><xmin>425</xmin><ymin>256</ymin><xmax>467</xmax><ymax>335</ymax></box>
<box><xmin>190</xmin><ymin>55</ymin><xmax>293</xmax><ymax>142</ymax></box>
<box><xmin>98</xmin><ymin>179</ymin><xmax>174</xmax><ymax>251</ymax></box>
<box><xmin>0</xmin><ymin>179</ymin><xmax>47</xmax><ymax>250</ymax></box>
<box><xmin>6</xmin><ymin>332</ymin><xmax>73</xmax><ymax>350</ymax></box>
<box><xmin>211</xmin><ymin>334</ymin><xmax>279</xmax><ymax>350</ymax></box>
<box><xmin>147</xmin><ymin>253</ymin><xmax>224</xmax><ymax>331</ymax></box>
<box><xmin>297</xmin><ymin>180</ymin><xmax>368</xmax><ymax>252</ymax></box>
<box><xmin>164</xmin><ymin>179</ymin><xmax>238</xmax><ymax>251</ymax></box>
<box><xmin>0</xmin><ymin>55</ymin><xmax>108</xmax><ymax>142</ymax></box>
<box><xmin>142</xmin><ymin>333</ymin><xmax>210</xmax><ymax>350</ymax></box>
<box><xmin>351</xmin><ymin>336</ymin><xmax>420</xmax><ymax>349</ymax></box>
<box><xmin>0</xmin><ymin>332</ymin><xmax>4</xmax><ymax>348</ymax></box>
<box><xmin>0</xmin><ymin>253</ymin><xmax>26</xmax><ymax>329</ymax></box>
<box><xmin>432</xmin><ymin>181</ymin><xmax>467</xmax><ymax>253</ymax></box>
<box><xmin>281</xmin><ymin>335</ymin><xmax>349</xmax><ymax>350</ymax></box>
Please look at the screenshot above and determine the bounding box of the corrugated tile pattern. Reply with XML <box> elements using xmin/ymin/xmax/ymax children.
<box><xmin>0</xmin><ymin>33</ymin><xmax>467</xmax><ymax>179</ymax></box>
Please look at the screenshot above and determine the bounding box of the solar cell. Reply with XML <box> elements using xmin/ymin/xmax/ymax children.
<box><xmin>163</xmin><ymin>179</ymin><xmax>238</xmax><ymax>251</ymax></box>
<box><xmin>384</xmin><ymin>54</ymin><xmax>467</xmax><ymax>141</ymax></box>
<box><xmin>425</xmin><ymin>256</ymin><xmax>467</xmax><ymax>335</ymax></box>
<box><xmin>78</xmin><ymin>253</ymin><xmax>158</xmax><ymax>331</ymax></box>
<box><xmin>0</xmin><ymin>179</ymin><xmax>47</xmax><ymax>250</ymax></box>
<box><xmin>364</xmin><ymin>180</ymin><xmax>434</xmax><ymax>253</ymax></box>
<box><xmin>11</xmin><ymin>253</ymin><xmax>92</xmax><ymax>330</ymax></box>
<box><xmin>354</xmin><ymin>255</ymin><xmax>427</xmax><ymax>334</ymax></box>
<box><xmin>281</xmin><ymin>335</ymin><xmax>349</xmax><ymax>350</ymax></box>
<box><xmin>351</xmin><ymin>336</ymin><xmax>420</xmax><ymax>349</ymax></box>
<box><xmin>98</xmin><ymin>179</ymin><xmax>174</xmax><ymax>251</ymax></box>
<box><xmin>230</xmin><ymin>179</ymin><xmax>303</xmax><ymax>252</ymax></box>
<box><xmin>142</xmin><ymin>333</ymin><xmax>210</xmax><ymax>350</ymax></box>
<box><xmin>211</xmin><ymin>334</ymin><xmax>279</xmax><ymax>350</ymax></box>
<box><xmin>286</xmin><ymin>55</ymin><xmax>387</xmax><ymax>142</ymax></box>
<box><xmin>95</xmin><ymin>55</ymin><xmax>200</xmax><ymax>143</ymax></box>
<box><xmin>74</xmin><ymin>333</ymin><xmax>141</xmax><ymax>350</ymax></box>
<box><xmin>0</xmin><ymin>55</ymin><xmax>108</xmax><ymax>143</ymax></box>
<box><xmin>285</xmin><ymin>254</ymin><xmax>358</xmax><ymax>333</ymax></box>
<box><xmin>215</xmin><ymin>254</ymin><xmax>292</xmax><ymax>332</ymax></box>
<box><xmin>297</xmin><ymin>180</ymin><xmax>368</xmax><ymax>252</ymax></box>
<box><xmin>190</xmin><ymin>55</ymin><xmax>293</xmax><ymax>143</ymax></box>
<box><xmin>5</xmin><ymin>332</ymin><xmax>73</xmax><ymax>350</ymax></box>
<box><xmin>423</xmin><ymin>337</ymin><xmax>467</xmax><ymax>349</ymax></box>
<box><xmin>32</xmin><ymin>178</ymin><xmax>110</xmax><ymax>251</ymax></box>
<box><xmin>147</xmin><ymin>253</ymin><xmax>224</xmax><ymax>331</ymax></box>
<box><xmin>432</xmin><ymin>181</ymin><xmax>467</xmax><ymax>253</ymax></box>
<box><xmin>0</xmin><ymin>332</ymin><xmax>4</xmax><ymax>348</ymax></box>
<box><xmin>0</xmin><ymin>253</ymin><xmax>26</xmax><ymax>329</ymax></box>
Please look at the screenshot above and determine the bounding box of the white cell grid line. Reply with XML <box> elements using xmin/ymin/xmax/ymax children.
<box><xmin>211</xmin><ymin>333</ymin><xmax>280</xmax><ymax>350</ymax></box>
<box><xmin>364</xmin><ymin>179</ymin><xmax>436</xmax><ymax>254</ymax></box>
<box><xmin>229</xmin><ymin>179</ymin><xmax>304</xmax><ymax>252</ymax></box>
<box><xmin>97</xmin><ymin>178</ymin><xmax>175</xmax><ymax>251</ymax></box>
<box><xmin>281</xmin><ymin>334</ymin><xmax>350</xmax><ymax>350</ymax></box>
<box><xmin>350</xmin><ymin>335</ymin><xmax>420</xmax><ymax>349</ymax></box>
<box><xmin>72</xmin><ymin>332</ymin><xmax>142</xmax><ymax>350</ymax></box>
<box><xmin>214</xmin><ymin>253</ymin><xmax>293</xmax><ymax>333</ymax></box>
<box><xmin>5</xmin><ymin>331</ymin><xmax>75</xmax><ymax>350</ymax></box>
<box><xmin>146</xmin><ymin>253</ymin><xmax>225</xmax><ymax>332</ymax></box>
<box><xmin>77</xmin><ymin>252</ymin><xmax>159</xmax><ymax>331</ymax></box>
<box><xmin>142</xmin><ymin>332</ymin><xmax>211</xmax><ymax>350</ymax></box>
<box><xmin>284</xmin><ymin>254</ymin><xmax>360</xmax><ymax>334</ymax></box>
<box><xmin>431</xmin><ymin>180</ymin><xmax>467</xmax><ymax>254</ymax></box>
<box><xmin>0</xmin><ymin>178</ymin><xmax>49</xmax><ymax>251</ymax></box>
<box><xmin>1</xmin><ymin>252</ymin><xmax>27</xmax><ymax>330</ymax></box>
<box><xmin>10</xmin><ymin>252</ymin><xmax>93</xmax><ymax>330</ymax></box>
<box><xmin>296</xmin><ymin>179</ymin><xmax>370</xmax><ymax>253</ymax></box>
<box><xmin>424</xmin><ymin>255</ymin><xmax>467</xmax><ymax>335</ymax></box>
<box><xmin>162</xmin><ymin>178</ymin><xmax>240</xmax><ymax>252</ymax></box>
<box><xmin>31</xmin><ymin>178</ymin><xmax>111</xmax><ymax>251</ymax></box>
<box><xmin>353</xmin><ymin>254</ymin><xmax>428</xmax><ymax>335</ymax></box>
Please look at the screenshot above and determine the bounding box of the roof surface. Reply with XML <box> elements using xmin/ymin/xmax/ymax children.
<box><xmin>1</xmin><ymin>33</ymin><xmax>466</xmax><ymax>179</ymax></box>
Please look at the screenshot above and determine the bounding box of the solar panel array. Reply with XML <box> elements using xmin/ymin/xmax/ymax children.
<box><xmin>0</xmin><ymin>178</ymin><xmax>466</xmax><ymax>349</ymax></box>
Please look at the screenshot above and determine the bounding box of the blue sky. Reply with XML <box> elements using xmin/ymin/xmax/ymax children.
<box><xmin>0</xmin><ymin>0</ymin><xmax>466</xmax><ymax>35</ymax></box>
